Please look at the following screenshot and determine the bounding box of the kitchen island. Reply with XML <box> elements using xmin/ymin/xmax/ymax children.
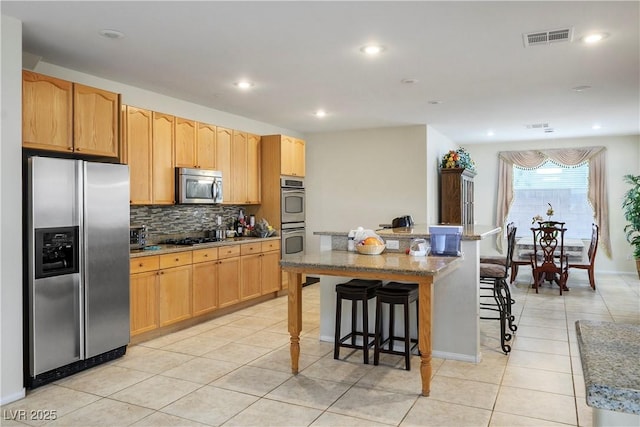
<box><xmin>314</xmin><ymin>225</ymin><xmax>501</xmax><ymax>362</ymax></box>
<box><xmin>281</xmin><ymin>250</ymin><xmax>461</xmax><ymax>396</ymax></box>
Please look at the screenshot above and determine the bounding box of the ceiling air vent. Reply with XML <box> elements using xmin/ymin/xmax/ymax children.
<box><xmin>523</xmin><ymin>28</ymin><xmax>573</xmax><ymax>47</ymax></box>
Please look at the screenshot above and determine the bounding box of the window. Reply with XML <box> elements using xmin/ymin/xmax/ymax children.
<box><xmin>507</xmin><ymin>160</ymin><xmax>594</xmax><ymax>239</ymax></box>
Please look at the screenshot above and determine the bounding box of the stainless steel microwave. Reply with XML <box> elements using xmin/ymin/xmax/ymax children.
<box><xmin>176</xmin><ymin>168</ymin><xmax>223</xmax><ymax>204</ymax></box>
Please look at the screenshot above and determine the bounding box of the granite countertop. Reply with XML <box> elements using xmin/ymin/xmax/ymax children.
<box><xmin>575</xmin><ymin>320</ymin><xmax>640</xmax><ymax>415</ymax></box>
<box><xmin>281</xmin><ymin>250</ymin><xmax>462</xmax><ymax>277</ymax></box>
<box><xmin>130</xmin><ymin>236</ymin><xmax>280</xmax><ymax>258</ymax></box>
<box><xmin>315</xmin><ymin>224</ymin><xmax>501</xmax><ymax>241</ymax></box>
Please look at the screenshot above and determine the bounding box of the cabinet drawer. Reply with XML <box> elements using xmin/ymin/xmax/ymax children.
<box><xmin>218</xmin><ymin>245</ymin><xmax>240</xmax><ymax>259</ymax></box>
<box><xmin>241</xmin><ymin>242</ymin><xmax>261</xmax><ymax>255</ymax></box>
<box><xmin>192</xmin><ymin>247</ymin><xmax>218</xmax><ymax>264</ymax></box>
<box><xmin>130</xmin><ymin>256</ymin><xmax>160</xmax><ymax>274</ymax></box>
<box><xmin>261</xmin><ymin>240</ymin><xmax>280</xmax><ymax>253</ymax></box>
<box><xmin>159</xmin><ymin>251</ymin><xmax>193</xmax><ymax>269</ymax></box>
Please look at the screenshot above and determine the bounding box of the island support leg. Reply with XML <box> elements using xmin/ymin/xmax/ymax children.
<box><xmin>418</xmin><ymin>278</ymin><xmax>434</xmax><ymax>396</ymax></box>
<box><xmin>287</xmin><ymin>272</ymin><xmax>303</xmax><ymax>374</ymax></box>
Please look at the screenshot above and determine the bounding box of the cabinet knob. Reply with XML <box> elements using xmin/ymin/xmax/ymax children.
<box><xmin>175</xmin><ymin>258</ymin><xmax>179</xmax><ymax>262</ymax></box>
<box><xmin>204</xmin><ymin>254</ymin><xmax>208</xmax><ymax>257</ymax></box>
<box><xmin>138</xmin><ymin>263</ymin><xmax>143</xmax><ymax>267</ymax></box>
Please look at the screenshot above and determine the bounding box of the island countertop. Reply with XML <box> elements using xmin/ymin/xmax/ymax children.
<box><xmin>314</xmin><ymin>224</ymin><xmax>500</xmax><ymax>241</ymax></box>
<box><xmin>281</xmin><ymin>250</ymin><xmax>462</xmax><ymax>278</ymax></box>
<box><xmin>576</xmin><ymin>320</ymin><xmax>640</xmax><ymax>415</ymax></box>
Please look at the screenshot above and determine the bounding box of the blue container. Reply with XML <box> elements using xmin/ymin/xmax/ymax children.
<box><xmin>429</xmin><ymin>225</ymin><xmax>463</xmax><ymax>256</ymax></box>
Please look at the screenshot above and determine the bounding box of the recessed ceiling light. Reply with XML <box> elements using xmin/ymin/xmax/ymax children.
<box><xmin>582</xmin><ymin>33</ymin><xmax>609</xmax><ymax>44</ymax></box>
<box><xmin>592</xmin><ymin>124</ymin><xmax>602</xmax><ymax>130</ymax></box>
<box><xmin>360</xmin><ymin>44</ymin><xmax>385</xmax><ymax>55</ymax></box>
<box><xmin>234</xmin><ymin>81</ymin><xmax>254</xmax><ymax>90</ymax></box>
<box><xmin>99</xmin><ymin>29</ymin><xmax>125</xmax><ymax>39</ymax></box>
<box><xmin>401</xmin><ymin>78</ymin><xmax>419</xmax><ymax>84</ymax></box>
<box><xmin>427</xmin><ymin>100</ymin><xmax>443</xmax><ymax>105</ymax></box>
<box><xmin>487</xmin><ymin>130</ymin><xmax>495</xmax><ymax>137</ymax></box>
<box><xmin>572</xmin><ymin>85</ymin><xmax>592</xmax><ymax>92</ymax></box>
<box><xmin>314</xmin><ymin>110</ymin><xmax>327</xmax><ymax>118</ymax></box>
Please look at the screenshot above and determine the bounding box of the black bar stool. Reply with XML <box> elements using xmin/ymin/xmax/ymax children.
<box><xmin>334</xmin><ymin>279</ymin><xmax>383</xmax><ymax>364</ymax></box>
<box><xmin>373</xmin><ymin>282</ymin><xmax>419</xmax><ymax>370</ymax></box>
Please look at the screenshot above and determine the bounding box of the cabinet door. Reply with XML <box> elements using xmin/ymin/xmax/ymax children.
<box><xmin>246</xmin><ymin>133</ymin><xmax>261</xmax><ymax>204</ymax></box>
<box><xmin>240</xmin><ymin>253</ymin><xmax>261</xmax><ymax>301</ymax></box>
<box><xmin>175</xmin><ymin>117</ymin><xmax>196</xmax><ymax>168</ymax></box>
<box><xmin>280</xmin><ymin>135</ymin><xmax>295</xmax><ymax>176</ymax></box>
<box><xmin>196</xmin><ymin>122</ymin><xmax>216</xmax><ymax>170</ymax></box>
<box><xmin>216</xmin><ymin>127</ymin><xmax>233</xmax><ymax>203</ymax></box>
<box><xmin>231</xmin><ymin>131</ymin><xmax>248</xmax><ymax>204</ymax></box>
<box><xmin>291</xmin><ymin>138</ymin><xmax>306</xmax><ymax>177</ymax></box>
<box><xmin>159</xmin><ymin>265</ymin><xmax>192</xmax><ymax>327</ymax></box>
<box><xmin>152</xmin><ymin>112</ymin><xmax>175</xmax><ymax>204</ymax></box>
<box><xmin>261</xmin><ymin>251</ymin><xmax>281</xmax><ymax>294</ymax></box>
<box><xmin>130</xmin><ymin>271</ymin><xmax>159</xmax><ymax>336</ymax></box>
<box><xmin>22</xmin><ymin>70</ymin><xmax>73</xmax><ymax>152</ymax></box>
<box><xmin>192</xmin><ymin>261</ymin><xmax>218</xmax><ymax>316</ymax></box>
<box><xmin>125</xmin><ymin>106</ymin><xmax>153</xmax><ymax>204</ymax></box>
<box><xmin>218</xmin><ymin>256</ymin><xmax>240</xmax><ymax>308</ymax></box>
<box><xmin>73</xmin><ymin>83</ymin><xmax>119</xmax><ymax>157</ymax></box>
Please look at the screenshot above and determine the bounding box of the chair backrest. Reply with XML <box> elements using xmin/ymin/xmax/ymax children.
<box><xmin>531</xmin><ymin>221</ymin><xmax>567</xmax><ymax>271</ymax></box>
<box><xmin>587</xmin><ymin>223</ymin><xmax>599</xmax><ymax>263</ymax></box>
<box><xmin>505</xmin><ymin>222</ymin><xmax>517</xmax><ymax>270</ymax></box>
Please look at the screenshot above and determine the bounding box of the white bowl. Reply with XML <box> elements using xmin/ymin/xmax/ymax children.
<box><xmin>356</xmin><ymin>244</ymin><xmax>386</xmax><ymax>255</ymax></box>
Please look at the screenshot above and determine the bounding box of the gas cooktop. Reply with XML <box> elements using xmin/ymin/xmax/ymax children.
<box><xmin>162</xmin><ymin>237</ymin><xmax>222</xmax><ymax>246</ymax></box>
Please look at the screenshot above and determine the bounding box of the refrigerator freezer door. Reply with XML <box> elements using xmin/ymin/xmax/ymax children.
<box><xmin>31</xmin><ymin>275</ymin><xmax>81</xmax><ymax>375</ymax></box>
<box><xmin>28</xmin><ymin>157</ymin><xmax>83</xmax><ymax>376</ymax></box>
<box><xmin>83</xmin><ymin>162</ymin><xmax>130</xmax><ymax>357</ymax></box>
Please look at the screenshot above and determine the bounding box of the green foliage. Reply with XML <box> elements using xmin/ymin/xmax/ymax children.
<box><xmin>622</xmin><ymin>174</ymin><xmax>640</xmax><ymax>259</ymax></box>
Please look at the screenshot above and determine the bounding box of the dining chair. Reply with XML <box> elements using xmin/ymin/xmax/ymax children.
<box><xmin>568</xmin><ymin>223</ymin><xmax>599</xmax><ymax>290</ymax></box>
<box><xmin>530</xmin><ymin>221</ymin><xmax>569</xmax><ymax>295</ymax></box>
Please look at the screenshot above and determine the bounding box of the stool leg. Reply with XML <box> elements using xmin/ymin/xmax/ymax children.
<box><xmin>388</xmin><ymin>303</ymin><xmax>395</xmax><ymax>352</ymax></box>
<box><xmin>351</xmin><ymin>299</ymin><xmax>357</xmax><ymax>346</ymax></box>
<box><xmin>404</xmin><ymin>297</ymin><xmax>411</xmax><ymax>370</ymax></box>
<box><xmin>334</xmin><ymin>295</ymin><xmax>342</xmax><ymax>360</ymax></box>
<box><xmin>362</xmin><ymin>298</ymin><xmax>369</xmax><ymax>364</ymax></box>
<box><xmin>374</xmin><ymin>298</ymin><xmax>382</xmax><ymax>365</ymax></box>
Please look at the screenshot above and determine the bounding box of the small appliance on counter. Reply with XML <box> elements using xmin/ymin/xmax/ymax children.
<box><xmin>409</xmin><ymin>238</ymin><xmax>429</xmax><ymax>256</ymax></box>
<box><xmin>130</xmin><ymin>225</ymin><xmax>147</xmax><ymax>250</ymax></box>
<box><xmin>429</xmin><ymin>225</ymin><xmax>463</xmax><ymax>256</ymax></box>
<box><xmin>380</xmin><ymin>215</ymin><xmax>414</xmax><ymax>229</ymax></box>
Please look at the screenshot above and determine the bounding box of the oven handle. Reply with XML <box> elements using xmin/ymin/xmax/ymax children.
<box><xmin>281</xmin><ymin>228</ymin><xmax>305</xmax><ymax>235</ymax></box>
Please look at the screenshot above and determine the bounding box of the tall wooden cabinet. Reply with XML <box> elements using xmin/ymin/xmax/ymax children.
<box><xmin>152</xmin><ymin>112</ymin><xmax>176</xmax><ymax>204</ymax></box>
<box><xmin>22</xmin><ymin>70</ymin><xmax>119</xmax><ymax>158</ymax></box>
<box><xmin>439</xmin><ymin>168</ymin><xmax>475</xmax><ymax>225</ymax></box>
<box><xmin>216</xmin><ymin>127</ymin><xmax>233</xmax><ymax>203</ymax></box>
<box><xmin>124</xmin><ymin>106</ymin><xmax>153</xmax><ymax>204</ymax></box>
<box><xmin>230</xmin><ymin>131</ymin><xmax>261</xmax><ymax>204</ymax></box>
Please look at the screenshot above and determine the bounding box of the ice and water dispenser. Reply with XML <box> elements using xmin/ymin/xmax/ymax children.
<box><xmin>34</xmin><ymin>226</ymin><xmax>79</xmax><ymax>279</ymax></box>
<box><xmin>429</xmin><ymin>225</ymin><xmax>463</xmax><ymax>256</ymax></box>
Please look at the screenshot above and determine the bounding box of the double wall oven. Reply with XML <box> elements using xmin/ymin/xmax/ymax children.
<box><xmin>281</xmin><ymin>177</ymin><xmax>305</xmax><ymax>256</ymax></box>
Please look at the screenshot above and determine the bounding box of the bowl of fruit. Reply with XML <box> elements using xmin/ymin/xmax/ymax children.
<box><xmin>356</xmin><ymin>236</ymin><xmax>386</xmax><ymax>255</ymax></box>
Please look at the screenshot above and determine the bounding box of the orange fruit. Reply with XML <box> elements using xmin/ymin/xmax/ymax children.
<box><xmin>363</xmin><ymin>237</ymin><xmax>381</xmax><ymax>246</ymax></box>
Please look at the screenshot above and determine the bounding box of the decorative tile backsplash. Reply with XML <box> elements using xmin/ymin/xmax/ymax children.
<box><xmin>130</xmin><ymin>205</ymin><xmax>243</xmax><ymax>243</ymax></box>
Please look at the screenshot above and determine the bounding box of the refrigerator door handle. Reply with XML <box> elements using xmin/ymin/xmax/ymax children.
<box><xmin>78</xmin><ymin>161</ymin><xmax>85</xmax><ymax>360</ymax></box>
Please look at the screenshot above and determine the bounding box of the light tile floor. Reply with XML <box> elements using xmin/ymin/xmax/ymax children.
<box><xmin>3</xmin><ymin>270</ymin><xmax>638</xmax><ymax>426</ymax></box>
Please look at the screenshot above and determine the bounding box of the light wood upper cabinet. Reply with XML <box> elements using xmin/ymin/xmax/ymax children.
<box><xmin>247</xmin><ymin>133</ymin><xmax>261</xmax><ymax>204</ymax></box>
<box><xmin>196</xmin><ymin>123</ymin><xmax>216</xmax><ymax>170</ymax></box>
<box><xmin>216</xmin><ymin>127</ymin><xmax>233</xmax><ymax>203</ymax></box>
<box><xmin>281</xmin><ymin>136</ymin><xmax>305</xmax><ymax>177</ymax></box>
<box><xmin>231</xmin><ymin>131</ymin><xmax>248</xmax><ymax>204</ymax></box>
<box><xmin>174</xmin><ymin>117</ymin><xmax>196</xmax><ymax>168</ymax></box>
<box><xmin>73</xmin><ymin>83</ymin><xmax>119</xmax><ymax>157</ymax></box>
<box><xmin>230</xmin><ymin>131</ymin><xmax>261</xmax><ymax>204</ymax></box>
<box><xmin>124</xmin><ymin>106</ymin><xmax>153</xmax><ymax>204</ymax></box>
<box><xmin>22</xmin><ymin>71</ymin><xmax>120</xmax><ymax>158</ymax></box>
<box><xmin>152</xmin><ymin>112</ymin><xmax>175</xmax><ymax>205</ymax></box>
<box><xmin>22</xmin><ymin>71</ymin><xmax>73</xmax><ymax>152</ymax></box>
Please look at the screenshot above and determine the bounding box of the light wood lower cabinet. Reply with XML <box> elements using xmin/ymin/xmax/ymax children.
<box><xmin>129</xmin><ymin>240</ymin><xmax>280</xmax><ymax>338</ymax></box>
<box><xmin>130</xmin><ymin>271</ymin><xmax>159</xmax><ymax>335</ymax></box>
<box><xmin>192</xmin><ymin>248</ymin><xmax>218</xmax><ymax>316</ymax></box>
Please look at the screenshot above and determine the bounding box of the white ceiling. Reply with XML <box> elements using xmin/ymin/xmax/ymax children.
<box><xmin>3</xmin><ymin>1</ymin><xmax>639</xmax><ymax>144</ymax></box>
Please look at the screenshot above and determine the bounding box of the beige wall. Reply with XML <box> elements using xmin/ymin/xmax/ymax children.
<box><xmin>465</xmin><ymin>135</ymin><xmax>640</xmax><ymax>273</ymax></box>
<box><xmin>427</xmin><ymin>126</ymin><xmax>457</xmax><ymax>224</ymax></box>
<box><xmin>305</xmin><ymin>126</ymin><xmax>429</xmax><ymax>248</ymax></box>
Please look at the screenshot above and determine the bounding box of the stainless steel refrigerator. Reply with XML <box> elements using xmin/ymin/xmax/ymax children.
<box><xmin>26</xmin><ymin>156</ymin><xmax>130</xmax><ymax>387</ymax></box>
